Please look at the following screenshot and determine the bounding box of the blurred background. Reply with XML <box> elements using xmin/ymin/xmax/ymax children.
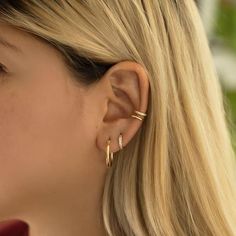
<box><xmin>197</xmin><ymin>0</ymin><xmax>236</xmax><ymax>151</ymax></box>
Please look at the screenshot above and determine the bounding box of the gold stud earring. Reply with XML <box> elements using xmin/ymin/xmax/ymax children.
<box><xmin>106</xmin><ymin>138</ymin><xmax>113</xmax><ymax>167</ymax></box>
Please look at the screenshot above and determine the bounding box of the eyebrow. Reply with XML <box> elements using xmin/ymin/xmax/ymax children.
<box><xmin>0</xmin><ymin>37</ymin><xmax>23</xmax><ymax>54</ymax></box>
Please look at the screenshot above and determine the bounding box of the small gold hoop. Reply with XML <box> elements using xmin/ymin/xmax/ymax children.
<box><xmin>106</xmin><ymin>139</ymin><xmax>113</xmax><ymax>167</ymax></box>
<box><xmin>118</xmin><ymin>134</ymin><xmax>123</xmax><ymax>150</ymax></box>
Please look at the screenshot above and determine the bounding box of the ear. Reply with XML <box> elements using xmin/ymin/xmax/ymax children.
<box><xmin>96</xmin><ymin>61</ymin><xmax>149</xmax><ymax>154</ymax></box>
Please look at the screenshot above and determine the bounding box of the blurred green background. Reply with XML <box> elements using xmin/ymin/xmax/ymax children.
<box><xmin>215</xmin><ymin>1</ymin><xmax>236</xmax><ymax>53</ymax></box>
<box><xmin>216</xmin><ymin>1</ymin><xmax>236</xmax><ymax>150</ymax></box>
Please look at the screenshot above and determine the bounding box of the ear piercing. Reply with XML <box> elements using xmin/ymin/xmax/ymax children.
<box><xmin>131</xmin><ymin>110</ymin><xmax>147</xmax><ymax>121</ymax></box>
<box><xmin>118</xmin><ymin>134</ymin><xmax>123</xmax><ymax>150</ymax></box>
<box><xmin>105</xmin><ymin>110</ymin><xmax>147</xmax><ymax>167</ymax></box>
<box><xmin>106</xmin><ymin>138</ymin><xmax>113</xmax><ymax>167</ymax></box>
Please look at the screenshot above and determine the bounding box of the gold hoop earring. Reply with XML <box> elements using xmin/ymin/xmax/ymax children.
<box><xmin>131</xmin><ymin>110</ymin><xmax>147</xmax><ymax>121</ymax></box>
<box><xmin>106</xmin><ymin>139</ymin><xmax>113</xmax><ymax>167</ymax></box>
<box><xmin>118</xmin><ymin>134</ymin><xmax>123</xmax><ymax>150</ymax></box>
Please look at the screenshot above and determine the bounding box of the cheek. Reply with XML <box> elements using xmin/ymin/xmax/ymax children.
<box><xmin>0</xmin><ymin>83</ymin><xmax>88</xmax><ymax>217</ymax></box>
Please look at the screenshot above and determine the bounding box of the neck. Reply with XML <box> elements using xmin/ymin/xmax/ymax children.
<box><xmin>27</xmin><ymin>200</ymin><xmax>106</xmax><ymax>236</ymax></box>
<box><xmin>16</xmin><ymin>172</ymin><xmax>108</xmax><ymax>236</ymax></box>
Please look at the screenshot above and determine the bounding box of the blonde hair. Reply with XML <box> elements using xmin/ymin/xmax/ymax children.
<box><xmin>1</xmin><ymin>1</ymin><xmax>236</xmax><ymax>235</ymax></box>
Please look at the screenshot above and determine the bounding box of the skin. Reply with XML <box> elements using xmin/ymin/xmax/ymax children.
<box><xmin>0</xmin><ymin>22</ymin><xmax>149</xmax><ymax>236</ymax></box>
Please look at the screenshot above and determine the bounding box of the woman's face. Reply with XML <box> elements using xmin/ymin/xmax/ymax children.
<box><xmin>0</xmin><ymin>22</ymin><xmax>107</xmax><ymax>220</ymax></box>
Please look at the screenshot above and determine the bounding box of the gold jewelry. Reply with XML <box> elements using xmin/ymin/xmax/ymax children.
<box><xmin>131</xmin><ymin>110</ymin><xmax>147</xmax><ymax>121</ymax></box>
<box><xmin>118</xmin><ymin>134</ymin><xmax>123</xmax><ymax>150</ymax></box>
<box><xmin>106</xmin><ymin>138</ymin><xmax>113</xmax><ymax>167</ymax></box>
<box><xmin>105</xmin><ymin>110</ymin><xmax>147</xmax><ymax>167</ymax></box>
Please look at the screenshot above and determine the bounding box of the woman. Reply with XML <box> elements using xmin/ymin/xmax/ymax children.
<box><xmin>0</xmin><ymin>1</ymin><xmax>235</xmax><ymax>235</ymax></box>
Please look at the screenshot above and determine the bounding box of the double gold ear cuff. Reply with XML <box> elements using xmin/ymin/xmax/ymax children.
<box><xmin>131</xmin><ymin>110</ymin><xmax>147</xmax><ymax>121</ymax></box>
<box><xmin>105</xmin><ymin>110</ymin><xmax>147</xmax><ymax>167</ymax></box>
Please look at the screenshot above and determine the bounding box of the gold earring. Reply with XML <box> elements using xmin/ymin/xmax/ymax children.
<box><xmin>106</xmin><ymin>139</ymin><xmax>113</xmax><ymax>167</ymax></box>
<box><xmin>118</xmin><ymin>134</ymin><xmax>123</xmax><ymax>150</ymax></box>
<box><xmin>131</xmin><ymin>110</ymin><xmax>147</xmax><ymax>121</ymax></box>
